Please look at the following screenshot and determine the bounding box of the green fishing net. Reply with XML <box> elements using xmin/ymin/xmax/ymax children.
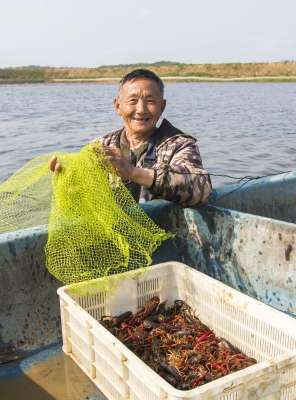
<box><xmin>0</xmin><ymin>142</ymin><xmax>172</xmax><ymax>285</ymax></box>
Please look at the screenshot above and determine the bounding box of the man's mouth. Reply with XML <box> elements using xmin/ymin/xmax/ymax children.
<box><xmin>133</xmin><ymin>117</ymin><xmax>150</xmax><ymax>122</ymax></box>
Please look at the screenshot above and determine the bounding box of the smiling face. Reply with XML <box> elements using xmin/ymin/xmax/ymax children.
<box><xmin>114</xmin><ymin>78</ymin><xmax>166</xmax><ymax>139</ymax></box>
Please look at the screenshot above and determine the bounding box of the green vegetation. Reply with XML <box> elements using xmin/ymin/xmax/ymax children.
<box><xmin>1</xmin><ymin>61</ymin><xmax>296</xmax><ymax>83</ymax></box>
<box><xmin>0</xmin><ymin>66</ymin><xmax>45</xmax><ymax>83</ymax></box>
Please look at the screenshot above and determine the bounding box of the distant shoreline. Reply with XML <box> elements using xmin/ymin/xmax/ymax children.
<box><xmin>1</xmin><ymin>76</ymin><xmax>296</xmax><ymax>84</ymax></box>
<box><xmin>1</xmin><ymin>61</ymin><xmax>296</xmax><ymax>84</ymax></box>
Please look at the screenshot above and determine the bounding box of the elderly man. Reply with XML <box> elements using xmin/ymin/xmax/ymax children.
<box><xmin>50</xmin><ymin>69</ymin><xmax>212</xmax><ymax>206</ymax></box>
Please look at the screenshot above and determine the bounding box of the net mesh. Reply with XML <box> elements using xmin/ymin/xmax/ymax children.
<box><xmin>0</xmin><ymin>142</ymin><xmax>172</xmax><ymax>285</ymax></box>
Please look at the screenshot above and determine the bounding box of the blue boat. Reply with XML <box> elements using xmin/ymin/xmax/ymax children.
<box><xmin>212</xmin><ymin>170</ymin><xmax>296</xmax><ymax>224</ymax></box>
<box><xmin>1</xmin><ymin>171</ymin><xmax>296</xmax><ymax>399</ymax></box>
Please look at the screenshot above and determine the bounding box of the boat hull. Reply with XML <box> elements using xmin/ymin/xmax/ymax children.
<box><xmin>1</xmin><ymin>200</ymin><xmax>295</xmax><ymax>351</ymax></box>
<box><xmin>212</xmin><ymin>170</ymin><xmax>296</xmax><ymax>223</ymax></box>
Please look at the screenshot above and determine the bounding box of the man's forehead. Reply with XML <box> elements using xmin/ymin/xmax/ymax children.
<box><xmin>119</xmin><ymin>78</ymin><xmax>162</xmax><ymax>97</ymax></box>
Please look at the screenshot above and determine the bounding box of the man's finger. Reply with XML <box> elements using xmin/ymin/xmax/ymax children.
<box><xmin>105</xmin><ymin>153</ymin><xmax>121</xmax><ymax>162</ymax></box>
<box><xmin>49</xmin><ymin>155</ymin><xmax>57</xmax><ymax>172</ymax></box>
<box><xmin>103</xmin><ymin>146</ymin><xmax>121</xmax><ymax>156</ymax></box>
<box><xmin>54</xmin><ymin>163</ymin><xmax>61</xmax><ymax>172</ymax></box>
<box><xmin>104</xmin><ymin>149</ymin><xmax>117</xmax><ymax>156</ymax></box>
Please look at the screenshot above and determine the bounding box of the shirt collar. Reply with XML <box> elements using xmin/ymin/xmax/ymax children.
<box><xmin>156</xmin><ymin>116</ymin><xmax>164</xmax><ymax>129</ymax></box>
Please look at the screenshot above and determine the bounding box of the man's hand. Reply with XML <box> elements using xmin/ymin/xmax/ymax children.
<box><xmin>103</xmin><ymin>146</ymin><xmax>155</xmax><ymax>188</ymax></box>
<box><xmin>103</xmin><ymin>146</ymin><xmax>134</xmax><ymax>181</ymax></box>
<box><xmin>49</xmin><ymin>155</ymin><xmax>61</xmax><ymax>173</ymax></box>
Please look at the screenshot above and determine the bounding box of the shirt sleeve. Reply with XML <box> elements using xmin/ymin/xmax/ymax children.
<box><xmin>149</xmin><ymin>138</ymin><xmax>212</xmax><ymax>207</ymax></box>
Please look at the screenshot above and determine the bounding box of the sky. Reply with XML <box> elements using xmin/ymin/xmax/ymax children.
<box><xmin>1</xmin><ymin>0</ymin><xmax>296</xmax><ymax>68</ymax></box>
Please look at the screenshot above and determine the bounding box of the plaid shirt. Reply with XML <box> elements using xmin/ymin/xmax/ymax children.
<box><xmin>98</xmin><ymin>119</ymin><xmax>212</xmax><ymax>207</ymax></box>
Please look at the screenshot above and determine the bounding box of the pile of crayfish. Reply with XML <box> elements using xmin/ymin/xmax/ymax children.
<box><xmin>100</xmin><ymin>296</ymin><xmax>256</xmax><ymax>390</ymax></box>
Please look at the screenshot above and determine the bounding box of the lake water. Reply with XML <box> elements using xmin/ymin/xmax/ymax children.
<box><xmin>0</xmin><ymin>82</ymin><xmax>296</xmax><ymax>187</ymax></box>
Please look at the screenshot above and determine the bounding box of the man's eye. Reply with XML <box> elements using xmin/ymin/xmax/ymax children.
<box><xmin>128</xmin><ymin>99</ymin><xmax>137</xmax><ymax>104</ymax></box>
<box><xmin>147</xmin><ymin>99</ymin><xmax>155</xmax><ymax>104</ymax></box>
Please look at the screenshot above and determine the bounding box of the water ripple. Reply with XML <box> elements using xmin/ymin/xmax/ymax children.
<box><xmin>1</xmin><ymin>82</ymin><xmax>296</xmax><ymax>187</ymax></box>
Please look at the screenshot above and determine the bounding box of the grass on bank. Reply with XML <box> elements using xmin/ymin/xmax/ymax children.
<box><xmin>1</xmin><ymin>61</ymin><xmax>296</xmax><ymax>83</ymax></box>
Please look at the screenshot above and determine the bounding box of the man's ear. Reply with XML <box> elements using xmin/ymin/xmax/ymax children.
<box><xmin>161</xmin><ymin>99</ymin><xmax>166</xmax><ymax>114</ymax></box>
<box><xmin>113</xmin><ymin>96</ymin><xmax>122</xmax><ymax>116</ymax></box>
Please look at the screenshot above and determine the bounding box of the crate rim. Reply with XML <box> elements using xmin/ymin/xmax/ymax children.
<box><xmin>58</xmin><ymin>261</ymin><xmax>296</xmax><ymax>334</ymax></box>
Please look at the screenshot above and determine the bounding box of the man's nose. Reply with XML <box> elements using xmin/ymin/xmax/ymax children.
<box><xmin>136</xmin><ymin>99</ymin><xmax>147</xmax><ymax>113</ymax></box>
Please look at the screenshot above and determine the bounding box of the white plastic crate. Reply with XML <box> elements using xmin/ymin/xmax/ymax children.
<box><xmin>57</xmin><ymin>262</ymin><xmax>296</xmax><ymax>400</ymax></box>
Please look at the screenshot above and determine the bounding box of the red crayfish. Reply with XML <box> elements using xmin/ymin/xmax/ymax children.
<box><xmin>100</xmin><ymin>296</ymin><xmax>256</xmax><ymax>390</ymax></box>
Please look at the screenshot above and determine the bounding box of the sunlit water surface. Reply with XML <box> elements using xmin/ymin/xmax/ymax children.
<box><xmin>1</xmin><ymin>82</ymin><xmax>296</xmax><ymax>186</ymax></box>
